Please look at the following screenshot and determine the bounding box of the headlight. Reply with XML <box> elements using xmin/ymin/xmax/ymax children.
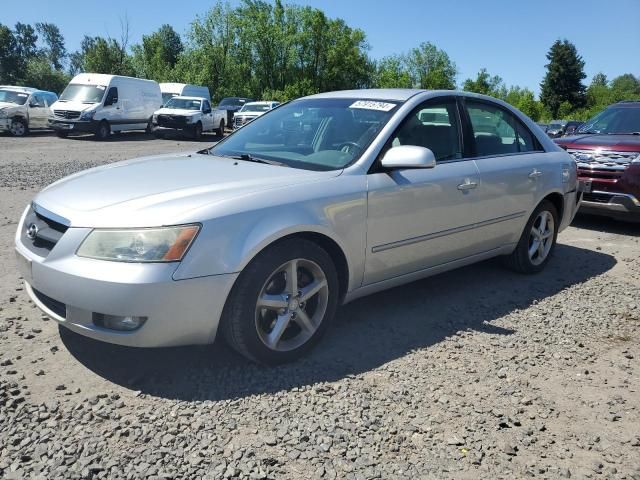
<box><xmin>77</xmin><ymin>225</ymin><xmax>200</xmax><ymax>262</ymax></box>
<box><xmin>80</xmin><ymin>110</ymin><xmax>95</xmax><ymax>121</ymax></box>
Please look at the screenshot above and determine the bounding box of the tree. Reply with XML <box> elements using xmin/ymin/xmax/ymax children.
<box><xmin>375</xmin><ymin>55</ymin><xmax>412</xmax><ymax>88</ymax></box>
<box><xmin>463</xmin><ymin>68</ymin><xmax>505</xmax><ymax>97</ymax></box>
<box><xmin>539</xmin><ymin>39</ymin><xmax>586</xmax><ymax>118</ymax></box>
<box><xmin>591</xmin><ymin>72</ymin><xmax>608</xmax><ymax>88</ymax></box>
<box><xmin>0</xmin><ymin>24</ymin><xmax>20</xmax><ymax>83</ymax></box>
<box><xmin>72</xmin><ymin>35</ymin><xmax>134</xmax><ymax>76</ymax></box>
<box><xmin>36</xmin><ymin>23</ymin><xmax>67</xmax><ymax>70</ymax></box>
<box><xmin>23</xmin><ymin>57</ymin><xmax>70</xmax><ymax>93</ymax></box>
<box><xmin>611</xmin><ymin>73</ymin><xmax>640</xmax><ymax>98</ymax></box>
<box><xmin>405</xmin><ymin>42</ymin><xmax>456</xmax><ymax>89</ymax></box>
<box><xmin>131</xmin><ymin>24</ymin><xmax>183</xmax><ymax>81</ymax></box>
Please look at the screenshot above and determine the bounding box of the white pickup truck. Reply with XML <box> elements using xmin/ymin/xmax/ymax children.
<box><xmin>152</xmin><ymin>96</ymin><xmax>225</xmax><ymax>139</ymax></box>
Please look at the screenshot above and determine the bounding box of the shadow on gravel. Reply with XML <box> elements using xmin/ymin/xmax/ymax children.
<box><xmin>60</xmin><ymin>243</ymin><xmax>616</xmax><ymax>401</ymax></box>
<box><xmin>572</xmin><ymin>213</ymin><xmax>640</xmax><ymax>237</ymax></box>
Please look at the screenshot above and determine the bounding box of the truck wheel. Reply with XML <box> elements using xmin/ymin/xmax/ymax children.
<box><xmin>9</xmin><ymin>118</ymin><xmax>27</xmax><ymax>137</ymax></box>
<box><xmin>221</xmin><ymin>238</ymin><xmax>339</xmax><ymax>364</ymax></box>
<box><xmin>504</xmin><ymin>200</ymin><xmax>558</xmax><ymax>274</ymax></box>
<box><xmin>192</xmin><ymin>122</ymin><xmax>202</xmax><ymax>140</ymax></box>
<box><xmin>217</xmin><ymin>120</ymin><xmax>225</xmax><ymax>137</ymax></box>
<box><xmin>95</xmin><ymin>121</ymin><xmax>110</xmax><ymax>140</ymax></box>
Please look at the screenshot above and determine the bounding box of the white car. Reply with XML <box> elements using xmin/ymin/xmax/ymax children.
<box><xmin>233</xmin><ymin>101</ymin><xmax>279</xmax><ymax>130</ymax></box>
<box><xmin>153</xmin><ymin>96</ymin><xmax>225</xmax><ymax>139</ymax></box>
<box><xmin>0</xmin><ymin>86</ymin><xmax>58</xmax><ymax>137</ymax></box>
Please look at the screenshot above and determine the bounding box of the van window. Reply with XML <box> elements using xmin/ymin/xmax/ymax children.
<box><xmin>104</xmin><ymin>87</ymin><xmax>118</xmax><ymax>106</ymax></box>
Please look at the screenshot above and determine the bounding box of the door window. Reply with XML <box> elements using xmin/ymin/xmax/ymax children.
<box><xmin>104</xmin><ymin>87</ymin><xmax>118</xmax><ymax>106</ymax></box>
<box><xmin>390</xmin><ymin>99</ymin><xmax>462</xmax><ymax>162</ymax></box>
<box><xmin>32</xmin><ymin>94</ymin><xmax>45</xmax><ymax>107</ymax></box>
<box><xmin>203</xmin><ymin>100</ymin><xmax>211</xmax><ymax>113</ymax></box>
<box><xmin>466</xmin><ymin>101</ymin><xmax>538</xmax><ymax>156</ymax></box>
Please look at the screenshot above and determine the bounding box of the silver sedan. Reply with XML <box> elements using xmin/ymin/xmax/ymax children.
<box><xmin>15</xmin><ymin>89</ymin><xmax>580</xmax><ymax>363</ymax></box>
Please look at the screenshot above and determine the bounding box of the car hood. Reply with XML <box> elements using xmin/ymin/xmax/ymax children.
<box><xmin>50</xmin><ymin>101</ymin><xmax>96</xmax><ymax>113</ymax></box>
<box><xmin>0</xmin><ymin>102</ymin><xmax>22</xmax><ymax>112</ymax></box>
<box><xmin>155</xmin><ymin>108</ymin><xmax>199</xmax><ymax>116</ymax></box>
<box><xmin>33</xmin><ymin>152</ymin><xmax>340</xmax><ymax>228</ymax></box>
<box><xmin>556</xmin><ymin>134</ymin><xmax>640</xmax><ymax>152</ymax></box>
<box><xmin>236</xmin><ymin>112</ymin><xmax>265</xmax><ymax>118</ymax></box>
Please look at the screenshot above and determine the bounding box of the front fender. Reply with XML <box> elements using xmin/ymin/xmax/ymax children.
<box><xmin>172</xmin><ymin>180</ymin><xmax>367</xmax><ymax>292</ymax></box>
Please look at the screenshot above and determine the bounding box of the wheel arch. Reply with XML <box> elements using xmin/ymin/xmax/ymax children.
<box><xmin>541</xmin><ymin>191</ymin><xmax>564</xmax><ymax>221</ymax></box>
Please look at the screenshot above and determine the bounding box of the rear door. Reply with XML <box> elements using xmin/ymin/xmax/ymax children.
<box><xmin>461</xmin><ymin>98</ymin><xmax>547</xmax><ymax>251</ymax></box>
<box><xmin>365</xmin><ymin>96</ymin><xmax>483</xmax><ymax>284</ymax></box>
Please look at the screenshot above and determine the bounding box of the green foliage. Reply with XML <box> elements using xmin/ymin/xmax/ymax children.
<box><xmin>74</xmin><ymin>36</ymin><xmax>134</xmax><ymax>76</ymax></box>
<box><xmin>23</xmin><ymin>57</ymin><xmax>70</xmax><ymax>93</ymax></box>
<box><xmin>374</xmin><ymin>55</ymin><xmax>412</xmax><ymax>88</ymax></box>
<box><xmin>0</xmin><ymin>24</ymin><xmax>21</xmax><ymax>83</ymax></box>
<box><xmin>36</xmin><ymin>23</ymin><xmax>67</xmax><ymax>71</ymax></box>
<box><xmin>540</xmin><ymin>39</ymin><xmax>586</xmax><ymax>118</ymax></box>
<box><xmin>463</xmin><ymin>68</ymin><xmax>505</xmax><ymax>97</ymax></box>
<box><xmin>131</xmin><ymin>24</ymin><xmax>183</xmax><ymax>81</ymax></box>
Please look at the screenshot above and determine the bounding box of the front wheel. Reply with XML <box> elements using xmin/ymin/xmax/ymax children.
<box><xmin>221</xmin><ymin>239</ymin><xmax>339</xmax><ymax>364</ymax></box>
<box><xmin>216</xmin><ymin>119</ymin><xmax>225</xmax><ymax>137</ymax></box>
<box><xmin>192</xmin><ymin>122</ymin><xmax>202</xmax><ymax>140</ymax></box>
<box><xmin>505</xmin><ymin>200</ymin><xmax>558</xmax><ymax>274</ymax></box>
<box><xmin>9</xmin><ymin>118</ymin><xmax>27</xmax><ymax>137</ymax></box>
<box><xmin>95</xmin><ymin>121</ymin><xmax>110</xmax><ymax>140</ymax></box>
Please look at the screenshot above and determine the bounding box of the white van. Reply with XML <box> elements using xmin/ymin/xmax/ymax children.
<box><xmin>49</xmin><ymin>74</ymin><xmax>162</xmax><ymax>140</ymax></box>
<box><xmin>160</xmin><ymin>83</ymin><xmax>211</xmax><ymax>105</ymax></box>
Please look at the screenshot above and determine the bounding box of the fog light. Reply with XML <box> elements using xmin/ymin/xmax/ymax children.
<box><xmin>93</xmin><ymin>313</ymin><xmax>147</xmax><ymax>331</ymax></box>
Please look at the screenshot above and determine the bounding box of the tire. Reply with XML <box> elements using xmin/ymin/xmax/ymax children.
<box><xmin>9</xmin><ymin>118</ymin><xmax>27</xmax><ymax>137</ymax></box>
<box><xmin>95</xmin><ymin>121</ymin><xmax>110</xmax><ymax>140</ymax></box>
<box><xmin>192</xmin><ymin>122</ymin><xmax>202</xmax><ymax>140</ymax></box>
<box><xmin>216</xmin><ymin>120</ymin><xmax>225</xmax><ymax>137</ymax></box>
<box><xmin>505</xmin><ymin>200</ymin><xmax>558</xmax><ymax>274</ymax></box>
<box><xmin>221</xmin><ymin>238</ymin><xmax>339</xmax><ymax>364</ymax></box>
<box><xmin>145</xmin><ymin>119</ymin><xmax>154</xmax><ymax>134</ymax></box>
<box><xmin>55</xmin><ymin>131</ymin><xmax>69</xmax><ymax>138</ymax></box>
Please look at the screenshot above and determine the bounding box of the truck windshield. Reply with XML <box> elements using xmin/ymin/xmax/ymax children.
<box><xmin>240</xmin><ymin>104</ymin><xmax>272</xmax><ymax>113</ymax></box>
<box><xmin>0</xmin><ymin>90</ymin><xmax>29</xmax><ymax>105</ymax></box>
<box><xmin>578</xmin><ymin>107</ymin><xmax>640</xmax><ymax>135</ymax></box>
<box><xmin>210</xmin><ymin>98</ymin><xmax>399</xmax><ymax>171</ymax></box>
<box><xmin>59</xmin><ymin>84</ymin><xmax>106</xmax><ymax>103</ymax></box>
<box><xmin>165</xmin><ymin>98</ymin><xmax>201</xmax><ymax>110</ymax></box>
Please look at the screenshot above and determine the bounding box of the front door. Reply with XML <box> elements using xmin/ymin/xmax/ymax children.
<box><xmin>28</xmin><ymin>94</ymin><xmax>48</xmax><ymax>129</ymax></box>
<box><xmin>364</xmin><ymin>97</ymin><xmax>482</xmax><ymax>285</ymax></box>
<box><xmin>202</xmin><ymin>100</ymin><xmax>214</xmax><ymax>131</ymax></box>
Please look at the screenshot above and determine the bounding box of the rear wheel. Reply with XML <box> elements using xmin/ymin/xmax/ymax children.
<box><xmin>95</xmin><ymin>121</ymin><xmax>110</xmax><ymax>140</ymax></box>
<box><xmin>9</xmin><ymin>118</ymin><xmax>27</xmax><ymax>137</ymax></box>
<box><xmin>216</xmin><ymin>119</ymin><xmax>225</xmax><ymax>137</ymax></box>
<box><xmin>505</xmin><ymin>200</ymin><xmax>558</xmax><ymax>273</ymax></box>
<box><xmin>221</xmin><ymin>239</ymin><xmax>339</xmax><ymax>364</ymax></box>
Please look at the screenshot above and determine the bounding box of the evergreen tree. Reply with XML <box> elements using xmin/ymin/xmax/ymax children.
<box><xmin>540</xmin><ymin>39</ymin><xmax>586</xmax><ymax>118</ymax></box>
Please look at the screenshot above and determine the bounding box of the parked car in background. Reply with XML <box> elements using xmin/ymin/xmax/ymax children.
<box><xmin>159</xmin><ymin>83</ymin><xmax>211</xmax><ymax>105</ymax></box>
<box><xmin>555</xmin><ymin>101</ymin><xmax>640</xmax><ymax>221</ymax></box>
<box><xmin>0</xmin><ymin>86</ymin><xmax>58</xmax><ymax>137</ymax></box>
<box><xmin>546</xmin><ymin>121</ymin><xmax>566</xmax><ymax>138</ymax></box>
<box><xmin>562</xmin><ymin>121</ymin><xmax>583</xmax><ymax>137</ymax></box>
<box><xmin>153</xmin><ymin>96</ymin><xmax>225</xmax><ymax>139</ymax></box>
<box><xmin>233</xmin><ymin>101</ymin><xmax>279</xmax><ymax>130</ymax></box>
<box><xmin>49</xmin><ymin>74</ymin><xmax>162</xmax><ymax>140</ymax></box>
<box><xmin>217</xmin><ymin>97</ymin><xmax>254</xmax><ymax>127</ymax></box>
<box><xmin>15</xmin><ymin>89</ymin><xmax>581</xmax><ymax>364</ymax></box>
<box><xmin>536</xmin><ymin>122</ymin><xmax>549</xmax><ymax>133</ymax></box>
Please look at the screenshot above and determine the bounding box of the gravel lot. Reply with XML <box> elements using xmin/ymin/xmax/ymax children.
<box><xmin>1</xmin><ymin>131</ymin><xmax>639</xmax><ymax>480</ymax></box>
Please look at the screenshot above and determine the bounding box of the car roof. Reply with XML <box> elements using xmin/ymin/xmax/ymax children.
<box><xmin>170</xmin><ymin>96</ymin><xmax>205</xmax><ymax>101</ymax></box>
<box><xmin>0</xmin><ymin>86</ymin><xmax>40</xmax><ymax>94</ymax></box>
<box><xmin>244</xmin><ymin>101</ymin><xmax>276</xmax><ymax>105</ymax></box>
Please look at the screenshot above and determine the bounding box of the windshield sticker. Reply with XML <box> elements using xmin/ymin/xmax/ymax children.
<box><xmin>349</xmin><ymin>100</ymin><xmax>395</xmax><ymax>112</ymax></box>
<box><xmin>17</xmin><ymin>93</ymin><xmax>28</xmax><ymax>97</ymax></box>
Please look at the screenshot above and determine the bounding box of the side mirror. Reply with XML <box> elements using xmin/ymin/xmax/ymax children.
<box><xmin>381</xmin><ymin>145</ymin><xmax>437</xmax><ymax>169</ymax></box>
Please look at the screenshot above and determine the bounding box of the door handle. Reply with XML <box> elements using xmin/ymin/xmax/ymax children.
<box><xmin>457</xmin><ymin>180</ymin><xmax>478</xmax><ymax>191</ymax></box>
<box><xmin>528</xmin><ymin>169</ymin><xmax>543</xmax><ymax>179</ymax></box>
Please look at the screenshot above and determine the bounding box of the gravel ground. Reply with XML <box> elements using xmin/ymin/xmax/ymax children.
<box><xmin>1</xmin><ymin>131</ymin><xmax>639</xmax><ymax>480</ymax></box>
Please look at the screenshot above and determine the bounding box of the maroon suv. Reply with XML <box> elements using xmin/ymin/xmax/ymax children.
<box><xmin>555</xmin><ymin>101</ymin><xmax>640</xmax><ymax>221</ymax></box>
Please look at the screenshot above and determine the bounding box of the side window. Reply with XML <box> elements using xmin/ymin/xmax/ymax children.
<box><xmin>104</xmin><ymin>87</ymin><xmax>118</xmax><ymax>106</ymax></box>
<box><xmin>32</xmin><ymin>94</ymin><xmax>45</xmax><ymax>107</ymax></box>
<box><xmin>390</xmin><ymin>99</ymin><xmax>462</xmax><ymax>162</ymax></box>
<box><xmin>203</xmin><ymin>100</ymin><xmax>211</xmax><ymax>112</ymax></box>
<box><xmin>466</xmin><ymin>101</ymin><xmax>539</xmax><ymax>156</ymax></box>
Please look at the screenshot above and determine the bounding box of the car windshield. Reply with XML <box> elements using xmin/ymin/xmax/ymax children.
<box><xmin>59</xmin><ymin>84</ymin><xmax>106</xmax><ymax>103</ymax></box>
<box><xmin>578</xmin><ymin>106</ymin><xmax>640</xmax><ymax>134</ymax></box>
<box><xmin>548</xmin><ymin>124</ymin><xmax>562</xmax><ymax>130</ymax></box>
<box><xmin>165</xmin><ymin>98</ymin><xmax>201</xmax><ymax>110</ymax></box>
<box><xmin>241</xmin><ymin>104</ymin><xmax>272</xmax><ymax>113</ymax></box>
<box><xmin>210</xmin><ymin>98</ymin><xmax>399</xmax><ymax>171</ymax></box>
<box><xmin>0</xmin><ymin>89</ymin><xmax>30</xmax><ymax>105</ymax></box>
<box><xmin>162</xmin><ymin>92</ymin><xmax>177</xmax><ymax>105</ymax></box>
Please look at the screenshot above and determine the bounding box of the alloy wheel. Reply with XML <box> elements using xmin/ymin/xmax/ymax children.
<box><xmin>528</xmin><ymin>210</ymin><xmax>555</xmax><ymax>265</ymax></box>
<box><xmin>255</xmin><ymin>258</ymin><xmax>329</xmax><ymax>352</ymax></box>
<box><xmin>10</xmin><ymin>120</ymin><xmax>26</xmax><ymax>136</ymax></box>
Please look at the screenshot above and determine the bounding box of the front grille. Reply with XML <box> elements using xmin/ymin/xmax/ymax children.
<box><xmin>568</xmin><ymin>149</ymin><xmax>639</xmax><ymax>171</ymax></box>
<box><xmin>583</xmin><ymin>192</ymin><xmax>613</xmax><ymax>204</ymax></box>
<box><xmin>32</xmin><ymin>288</ymin><xmax>66</xmax><ymax>319</ymax></box>
<box><xmin>53</xmin><ymin>110</ymin><xmax>81</xmax><ymax>120</ymax></box>
<box><xmin>21</xmin><ymin>205</ymin><xmax>69</xmax><ymax>257</ymax></box>
<box><xmin>234</xmin><ymin>116</ymin><xmax>255</xmax><ymax>128</ymax></box>
<box><xmin>157</xmin><ymin>114</ymin><xmax>187</xmax><ymax>128</ymax></box>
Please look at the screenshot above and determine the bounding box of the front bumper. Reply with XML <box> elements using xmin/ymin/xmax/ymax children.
<box><xmin>15</xmin><ymin>228</ymin><xmax>238</xmax><ymax>347</ymax></box>
<box><xmin>0</xmin><ymin>117</ymin><xmax>11</xmax><ymax>131</ymax></box>
<box><xmin>48</xmin><ymin>118</ymin><xmax>96</xmax><ymax>133</ymax></box>
<box><xmin>580</xmin><ymin>190</ymin><xmax>640</xmax><ymax>219</ymax></box>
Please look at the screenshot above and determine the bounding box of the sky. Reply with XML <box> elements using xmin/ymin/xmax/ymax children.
<box><xmin>2</xmin><ymin>0</ymin><xmax>639</xmax><ymax>95</ymax></box>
